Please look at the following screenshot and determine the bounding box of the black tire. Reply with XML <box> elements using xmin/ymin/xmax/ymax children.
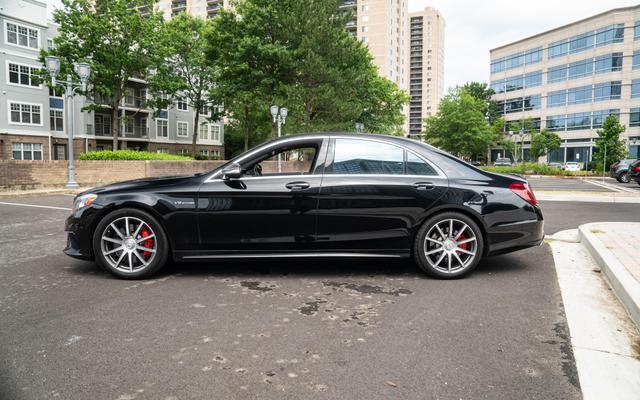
<box><xmin>413</xmin><ymin>212</ymin><xmax>484</xmax><ymax>279</ymax></box>
<box><xmin>93</xmin><ymin>208</ymin><xmax>169</xmax><ymax>279</ymax></box>
<box><xmin>617</xmin><ymin>173</ymin><xmax>630</xmax><ymax>183</ymax></box>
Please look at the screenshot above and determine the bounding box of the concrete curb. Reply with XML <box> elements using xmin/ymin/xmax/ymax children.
<box><xmin>537</xmin><ymin>193</ymin><xmax>640</xmax><ymax>203</ymax></box>
<box><xmin>579</xmin><ymin>223</ymin><xmax>640</xmax><ymax>330</ymax></box>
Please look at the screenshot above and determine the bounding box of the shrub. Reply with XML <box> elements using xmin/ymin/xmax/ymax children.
<box><xmin>480</xmin><ymin>162</ymin><xmax>594</xmax><ymax>176</ymax></box>
<box><xmin>79</xmin><ymin>150</ymin><xmax>193</xmax><ymax>161</ymax></box>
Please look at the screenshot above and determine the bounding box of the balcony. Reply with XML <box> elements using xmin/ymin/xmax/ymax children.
<box><xmin>339</xmin><ymin>0</ymin><xmax>357</xmax><ymax>8</ymax></box>
<box><xmin>207</xmin><ymin>4</ymin><xmax>222</xmax><ymax>11</ymax></box>
<box><xmin>123</xmin><ymin>125</ymin><xmax>149</xmax><ymax>138</ymax></box>
<box><xmin>171</xmin><ymin>1</ymin><xmax>187</xmax><ymax>10</ymax></box>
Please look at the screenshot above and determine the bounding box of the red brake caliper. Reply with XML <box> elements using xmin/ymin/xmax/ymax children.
<box><xmin>457</xmin><ymin>233</ymin><xmax>468</xmax><ymax>251</ymax></box>
<box><xmin>140</xmin><ymin>227</ymin><xmax>154</xmax><ymax>259</ymax></box>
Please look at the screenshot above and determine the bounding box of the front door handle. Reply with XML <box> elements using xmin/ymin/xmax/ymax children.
<box><xmin>285</xmin><ymin>181</ymin><xmax>310</xmax><ymax>191</ymax></box>
<box><xmin>413</xmin><ymin>182</ymin><xmax>435</xmax><ymax>190</ymax></box>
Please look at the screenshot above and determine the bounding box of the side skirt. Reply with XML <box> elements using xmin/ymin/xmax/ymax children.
<box><xmin>173</xmin><ymin>251</ymin><xmax>409</xmax><ymax>262</ymax></box>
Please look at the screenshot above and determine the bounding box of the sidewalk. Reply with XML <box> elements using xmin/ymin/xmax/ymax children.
<box><xmin>578</xmin><ymin>222</ymin><xmax>640</xmax><ymax>330</ymax></box>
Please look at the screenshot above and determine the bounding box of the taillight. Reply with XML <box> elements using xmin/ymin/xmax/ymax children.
<box><xmin>634</xmin><ymin>166</ymin><xmax>640</xmax><ymax>172</ymax></box>
<box><xmin>509</xmin><ymin>181</ymin><xmax>538</xmax><ymax>206</ymax></box>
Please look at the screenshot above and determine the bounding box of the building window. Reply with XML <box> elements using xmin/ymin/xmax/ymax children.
<box><xmin>50</xmin><ymin>110</ymin><xmax>63</xmax><ymax>131</ymax></box>
<box><xmin>491</xmin><ymin>47</ymin><xmax>541</xmax><ymax>73</ymax></box>
<box><xmin>213</xmin><ymin>150</ymin><xmax>220</xmax><ymax>158</ymax></box>
<box><xmin>630</xmin><ymin>108</ymin><xmax>640</xmax><ymax>127</ymax></box>
<box><xmin>362</xmin><ymin>26</ymin><xmax>368</xmax><ymax>33</ymax></box>
<box><xmin>211</xmin><ymin>125</ymin><xmax>221</xmax><ymax>142</ymax></box>
<box><xmin>201</xmin><ymin>149</ymin><xmax>210</xmax><ymax>156</ymax></box>
<box><xmin>592</xmin><ymin>109</ymin><xmax>619</xmax><ymax>128</ymax></box>
<box><xmin>548</xmin><ymin>24</ymin><xmax>624</xmax><ymax>59</ymax></box>
<box><xmin>632</xmin><ymin>80</ymin><xmax>640</xmax><ymax>99</ymax></box>
<box><xmin>8</xmin><ymin>63</ymin><xmax>40</xmax><ymax>87</ymax></box>
<box><xmin>594</xmin><ymin>81</ymin><xmax>621</xmax><ymax>101</ymax></box>
<box><xmin>567</xmin><ymin>85</ymin><xmax>592</xmax><ymax>105</ymax></box>
<box><xmin>177</xmin><ymin>121</ymin><xmax>189</xmax><ymax>137</ymax></box>
<box><xmin>157</xmin><ymin>148</ymin><xmax>168</xmax><ymax>154</ymax></box>
<box><xmin>199</xmin><ymin>123</ymin><xmax>209</xmax><ymax>140</ymax></box>
<box><xmin>12</xmin><ymin>143</ymin><xmax>42</xmax><ymax>160</ymax></box>
<box><xmin>156</xmin><ymin>119</ymin><xmax>168</xmax><ymax>137</ymax></box>
<box><xmin>179</xmin><ymin>148</ymin><xmax>189</xmax><ymax>155</ymax></box>
<box><xmin>6</xmin><ymin>22</ymin><xmax>39</xmax><ymax>49</ymax></box>
<box><xmin>9</xmin><ymin>101</ymin><xmax>42</xmax><ymax>125</ymax></box>
<box><xmin>634</xmin><ymin>51</ymin><xmax>640</xmax><ymax>70</ymax></box>
<box><xmin>177</xmin><ymin>98</ymin><xmax>188</xmax><ymax>111</ymax></box>
<box><xmin>49</xmin><ymin>86</ymin><xmax>63</xmax><ymax>97</ymax></box>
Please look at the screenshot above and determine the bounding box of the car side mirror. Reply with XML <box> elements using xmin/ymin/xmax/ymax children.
<box><xmin>221</xmin><ymin>163</ymin><xmax>242</xmax><ymax>180</ymax></box>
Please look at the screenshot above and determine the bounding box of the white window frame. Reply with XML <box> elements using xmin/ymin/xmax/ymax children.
<box><xmin>156</xmin><ymin>118</ymin><xmax>168</xmax><ymax>138</ymax></box>
<box><xmin>6</xmin><ymin>60</ymin><xmax>41</xmax><ymax>89</ymax></box>
<box><xmin>211</xmin><ymin>124</ymin><xmax>221</xmax><ymax>142</ymax></box>
<box><xmin>177</xmin><ymin>98</ymin><xmax>188</xmax><ymax>111</ymax></box>
<box><xmin>50</xmin><ymin>109</ymin><xmax>64</xmax><ymax>132</ymax></box>
<box><xmin>199</xmin><ymin>123</ymin><xmax>209</xmax><ymax>140</ymax></box>
<box><xmin>12</xmin><ymin>142</ymin><xmax>43</xmax><ymax>160</ymax></box>
<box><xmin>177</xmin><ymin>120</ymin><xmax>189</xmax><ymax>137</ymax></box>
<box><xmin>8</xmin><ymin>101</ymin><xmax>43</xmax><ymax>126</ymax></box>
<box><xmin>5</xmin><ymin>21</ymin><xmax>40</xmax><ymax>50</ymax></box>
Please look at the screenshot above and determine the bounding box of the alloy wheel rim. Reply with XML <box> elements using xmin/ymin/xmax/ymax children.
<box><xmin>423</xmin><ymin>219</ymin><xmax>477</xmax><ymax>274</ymax></box>
<box><xmin>100</xmin><ymin>216</ymin><xmax>157</xmax><ymax>273</ymax></box>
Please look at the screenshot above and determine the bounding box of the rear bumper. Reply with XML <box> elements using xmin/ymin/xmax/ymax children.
<box><xmin>485</xmin><ymin>208</ymin><xmax>544</xmax><ymax>256</ymax></box>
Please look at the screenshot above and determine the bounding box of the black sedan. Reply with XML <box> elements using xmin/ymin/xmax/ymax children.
<box><xmin>64</xmin><ymin>133</ymin><xmax>544</xmax><ymax>279</ymax></box>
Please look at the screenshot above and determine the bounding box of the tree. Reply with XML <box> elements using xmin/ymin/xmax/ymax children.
<box><xmin>592</xmin><ymin>115</ymin><xmax>627</xmax><ymax>171</ymax></box>
<box><xmin>207</xmin><ymin>0</ymin><xmax>408</xmax><ymax>154</ymax></box>
<box><xmin>461</xmin><ymin>82</ymin><xmax>501</xmax><ymax>124</ymax></box>
<box><xmin>530</xmin><ymin>129</ymin><xmax>561</xmax><ymax>160</ymax></box>
<box><xmin>43</xmin><ymin>0</ymin><xmax>165</xmax><ymax>150</ymax></box>
<box><xmin>148</xmin><ymin>13</ymin><xmax>221</xmax><ymax>157</ymax></box>
<box><xmin>423</xmin><ymin>87</ymin><xmax>498</xmax><ymax>159</ymax></box>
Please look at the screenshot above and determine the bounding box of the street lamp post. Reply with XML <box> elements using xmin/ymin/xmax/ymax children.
<box><xmin>270</xmin><ymin>105</ymin><xmax>288</xmax><ymax>173</ymax></box>
<box><xmin>44</xmin><ymin>56</ymin><xmax>91</xmax><ymax>189</ymax></box>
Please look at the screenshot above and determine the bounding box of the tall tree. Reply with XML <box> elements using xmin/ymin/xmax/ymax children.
<box><xmin>207</xmin><ymin>0</ymin><xmax>408</xmax><ymax>154</ymax></box>
<box><xmin>423</xmin><ymin>87</ymin><xmax>498</xmax><ymax>159</ymax></box>
<box><xmin>43</xmin><ymin>0</ymin><xmax>165</xmax><ymax>150</ymax></box>
<box><xmin>148</xmin><ymin>13</ymin><xmax>221</xmax><ymax>157</ymax></box>
<box><xmin>461</xmin><ymin>81</ymin><xmax>501</xmax><ymax>123</ymax></box>
<box><xmin>530</xmin><ymin>129</ymin><xmax>561</xmax><ymax>160</ymax></box>
<box><xmin>592</xmin><ymin>115</ymin><xmax>627</xmax><ymax>171</ymax></box>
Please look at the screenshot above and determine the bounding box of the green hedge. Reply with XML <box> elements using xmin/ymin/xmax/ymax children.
<box><xmin>79</xmin><ymin>150</ymin><xmax>193</xmax><ymax>161</ymax></box>
<box><xmin>480</xmin><ymin>162</ymin><xmax>595</xmax><ymax>176</ymax></box>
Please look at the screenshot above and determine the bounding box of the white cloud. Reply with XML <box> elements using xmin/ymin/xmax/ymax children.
<box><xmin>409</xmin><ymin>0</ymin><xmax>638</xmax><ymax>91</ymax></box>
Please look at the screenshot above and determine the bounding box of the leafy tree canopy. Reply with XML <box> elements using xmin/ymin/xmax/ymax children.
<box><xmin>592</xmin><ymin>115</ymin><xmax>627</xmax><ymax>171</ymax></box>
<box><xmin>530</xmin><ymin>129</ymin><xmax>561</xmax><ymax>159</ymax></box>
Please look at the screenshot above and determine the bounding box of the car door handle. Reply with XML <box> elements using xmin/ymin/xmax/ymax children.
<box><xmin>285</xmin><ymin>181</ymin><xmax>310</xmax><ymax>191</ymax></box>
<box><xmin>413</xmin><ymin>182</ymin><xmax>435</xmax><ymax>190</ymax></box>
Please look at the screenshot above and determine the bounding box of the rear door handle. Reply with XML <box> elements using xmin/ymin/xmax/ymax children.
<box><xmin>413</xmin><ymin>182</ymin><xmax>435</xmax><ymax>190</ymax></box>
<box><xmin>285</xmin><ymin>181</ymin><xmax>310</xmax><ymax>191</ymax></box>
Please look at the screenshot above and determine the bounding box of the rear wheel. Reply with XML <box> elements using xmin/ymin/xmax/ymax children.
<box><xmin>93</xmin><ymin>208</ymin><xmax>169</xmax><ymax>279</ymax></box>
<box><xmin>617</xmin><ymin>172</ymin><xmax>630</xmax><ymax>183</ymax></box>
<box><xmin>413</xmin><ymin>212</ymin><xmax>484</xmax><ymax>279</ymax></box>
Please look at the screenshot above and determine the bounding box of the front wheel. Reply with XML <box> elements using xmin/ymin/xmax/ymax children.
<box><xmin>93</xmin><ymin>208</ymin><xmax>169</xmax><ymax>279</ymax></box>
<box><xmin>413</xmin><ymin>212</ymin><xmax>484</xmax><ymax>279</ymax></box>
<box><xmin>617</xmin><ymin>172</ymin><xmax>630</xmax><ymax>183</ymax></box>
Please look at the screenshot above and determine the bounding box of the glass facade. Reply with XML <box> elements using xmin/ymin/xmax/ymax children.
<box><xmin>548</xmin><ymin>24</ymin><xmax>624</xmax><ymax>58</ymax></box>
<box><xmin>491</xmin><ymin>71</ymin><xmax>542</xmax><ymax>93</ymax></box>
<box><xmin>630</xmin><ymin>108</ymin><xmax>640</xmax><ymax>127</ymax></box>
<box><xmin>546</xmin><ymin>53</ymin><xmax>622</xmax><ymax>83</ymax></box>
<box><xmin>633</xmin><ymin>80</ymin><xmax>640</xmax><ymax>98</ymax></box>
<box><xmin>547</xmin><ymin>81</ymin><xmax>621</xmax><ymax>107</ymax></box>
<box><xmin>491</xmin><ymin>47</ymin><xmax>542</xmax><ymax>73</ymax></box>
<box><xmin>496</xmin><ymin>95</ymin><xmax>541</xmax><ymax>114</ymax></box>
<box><xmin>546</xmin><ymin>109</ymin><xmax>619</xmax><ymax>132</ymax></box>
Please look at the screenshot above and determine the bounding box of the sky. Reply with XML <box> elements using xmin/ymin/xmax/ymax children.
<box><xmin>47</xmin><ymin>0</ymin><xmax>639</xmax><ymax>90</ymax></box>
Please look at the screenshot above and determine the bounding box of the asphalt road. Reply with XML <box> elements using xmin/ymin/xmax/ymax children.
<box><xmin>527</xmin><ymin>176</ymin><xmax>640</xmax><ymax>192</ymax></box>
<box><xmin>1</xmin><ymin>195</ymin><xmax>636</xmax><ymax>399</ymax></box>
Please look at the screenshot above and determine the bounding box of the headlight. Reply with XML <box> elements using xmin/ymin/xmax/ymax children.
<box><xmin>73</xmin><ymin>194</ymin><xmax>98</xmax><ymax>211</ymax></box>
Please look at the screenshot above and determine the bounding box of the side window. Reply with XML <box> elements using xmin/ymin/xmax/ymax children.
<box><xmin>406</xmin><ymin>152</ymin><xmax>437</xmax><ymax>175</ymax></box>
<box><xmin>245</xmin><ymin>144</ymin><xmax>318</xmax><ymax>176</ymax></box>
<box><xmin>332</xmin><ymin>139</ymin><xmax>404</xmax><ymax>174</ymax></box>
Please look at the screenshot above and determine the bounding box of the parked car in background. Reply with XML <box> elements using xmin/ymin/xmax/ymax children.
<box><xmin>627</xmin><ymin>159</ymin><xmax>640</xmax><ymax>185</ymax></box>
<box><xmin>610</xmin><ymin>159</ymin><xmax>638</xmax><ymax>183</ymax></box>
<box><xmin>563</xmin><ymin>162</ymin><xmax>581</xmax><ymax>172</ymax></box>
<box><xmin>493</xmin><ymin>157</ymin><xmax>513</xmax><ymax>167</ymax></box>
<box><xmin>548</xmin><ymin>162</ymin><xmax>563</xmax><ymax>169</ymax></box>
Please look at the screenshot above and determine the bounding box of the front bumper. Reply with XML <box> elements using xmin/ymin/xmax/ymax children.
<box><xmin>63</xmin><ymin>206</ymin><xmax>103</xmax><ymax>261</ymax></box>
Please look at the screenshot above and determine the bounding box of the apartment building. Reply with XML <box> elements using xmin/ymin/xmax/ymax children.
<box><xmin>157</xmin><ymin>0</ymin><xmax>230</xmax><ymax>19</ymax></box>
<box><xmin>490</xmin><ymin>6</ymin><xmax>640</xmax><ymax>165</ymax></box>
<box><xmin>342</xmin><ymin>0</ymin><xmax>408</xmax><ymax>92</ymax></box>
<box><xmin>0</xmin><ymin>0</ymin><xmax>224</xmax><ymax>161</ymax></box>
<box><xmin>407</xmin><ymin>7</ymin><xmax>445</xmax><ymax>137</ymax></box>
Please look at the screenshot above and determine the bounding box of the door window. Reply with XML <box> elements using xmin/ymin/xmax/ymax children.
<box><xmin>244</xmin><ymin>144</ymin><xmax>318</xmax><ymax>176</ymax></box>
<box><xmin>332</xmin><ymin>139</ymin><xmax>404</xmax><ymax>174</ymax></box>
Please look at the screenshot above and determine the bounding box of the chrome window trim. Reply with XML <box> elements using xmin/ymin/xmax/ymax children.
<box><xmin>203</xmin><ymin>134</ymin><xmax>446</xmax><ymax>183</ymax></box>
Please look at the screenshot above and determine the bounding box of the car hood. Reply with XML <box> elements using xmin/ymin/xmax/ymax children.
<box><xmin>80</xmin><ymin>174</ymin><xmax>204</xmax><ymax>196</ymax></box>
